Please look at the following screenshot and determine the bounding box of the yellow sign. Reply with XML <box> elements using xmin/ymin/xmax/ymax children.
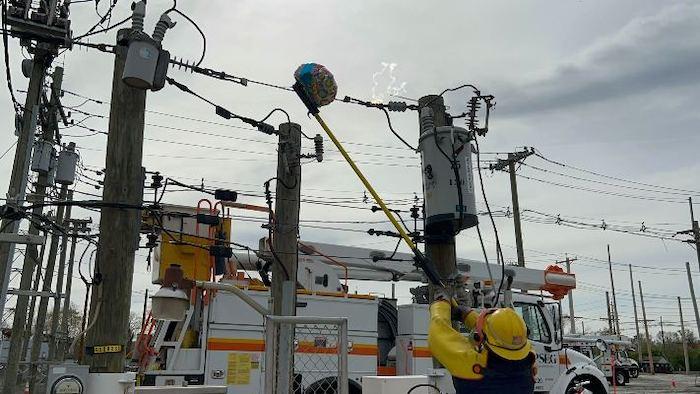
<box><xmin>91</xmin><ymin>345</ymin><xmax>122</xmax><ymax>354</ymax></box>
<box><xmin>226</xmin><ymin>353</ymin><xmax>251</xmax><ymax>385</ymax></box>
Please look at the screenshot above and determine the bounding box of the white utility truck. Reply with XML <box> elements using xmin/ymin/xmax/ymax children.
<box><xmin>564</xmin><ymin>335</ymin><xmax>636</xmax><ymax>386</ymax></box>
<box><xmin>136</xmin><ymin>207</ymin><xmax>609</xmax><ymax>394</ymax></box>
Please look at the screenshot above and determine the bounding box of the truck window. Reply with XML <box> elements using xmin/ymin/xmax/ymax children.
<box><xmin>513</xmin><ymin>303</ymin><xmax>552</xmax><ymax>344</ymax></box>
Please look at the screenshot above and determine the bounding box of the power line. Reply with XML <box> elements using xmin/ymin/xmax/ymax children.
<box><xmin>522</xmin><ymin>161</ymin><xmax>700</xmax><ymax>197</ymax></box>
<box><xmin>514</xmin><ymin>172</ymin><xmax>692</xmax><ymax>204</ymax></box>
<box><xmin>534</xmin><ymin>150</ymin><xmax>700</xmax><ymax>196</ymax></box>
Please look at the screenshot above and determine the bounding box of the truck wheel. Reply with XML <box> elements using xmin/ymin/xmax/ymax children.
<box><xmin>629</xmin><ymin>368</ymin><xmax>639</xmax><ymax>378</ymax></box>
<box><xmin>614</xmin><ymin>371</ymin><xmax>626</xmax><ymax>386</ymax></box>
<box><xmin>566</xmin><ymin>376</ymin><xmax>607</xmax><ymax>394</ymax></box>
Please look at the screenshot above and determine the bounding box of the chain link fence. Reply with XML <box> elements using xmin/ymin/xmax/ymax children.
<box><xmin>265</xmin><ymin>316</ymin><xmax>348</xmax><ymax>394</ymax></box>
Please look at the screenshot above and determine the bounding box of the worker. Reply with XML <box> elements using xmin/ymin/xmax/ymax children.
<box><xmin>428</xmin><ymin>297</ymin><xmax>536</xmax><ymax>393</ymax></box>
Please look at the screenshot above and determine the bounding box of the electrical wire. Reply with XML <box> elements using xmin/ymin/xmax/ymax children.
<box><xmin>534</xmin><ymin>149</ymin><xmax>700</xmax><ymax>196</ymax></box>
<box><xmin>0</xmin><ymin>139</ymin><xmax>16</xmax><ymax>160</ymax></box>
<box><xmin>522</xmin><ymin>161</ymin><xmax>700</xmax><ymax>197</ymax></box>
<box><xmin>380</xmin><ymin>107</ymin><xmax>415</xmax><ymax>151</ymax></box>
<box><xmin>1</xmin><ymin>0</ymin><xmax>21</xmax><ymax>112</ymax></box>
<box><xmin>514</xmin><ymin>173</ymin><xmax>693</xmax><ymax>204</ymax></box>
<box><xmin>165</xmin><ymin>0</ymin><xmax>206</xmax><ymax>66</ymax></box>
<box><xmin>474</xmin><ymin>137</ymin><xmax>506</xmax><ymax>305</ymax></box>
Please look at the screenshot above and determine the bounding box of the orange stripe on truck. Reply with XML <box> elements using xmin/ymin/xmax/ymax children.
<box><xmin>412</xmin><ymin>347</ymin><xmax>432</xmax><ymax>358</ymax></box>
<box><xmin>207</xmin><ymin>338</ymin><xmax>265</xmax><ymax>352</ymax></box>
<box><xmin>207</xmin><ymin>338</ymin><xmax>377</xmax><ymax>355</ymax></box>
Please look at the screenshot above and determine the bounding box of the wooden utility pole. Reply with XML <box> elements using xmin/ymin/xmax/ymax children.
<box><xmin>48</xmin><ymin>190</ymin><xmax>73</xmax><ymax>360</ymax></box>
<box><xmin>629</xmin><ymin>264</ymin><xmax>642</xmax><ymax>364</ymax></box>
<box><xmin>22</xmin><ymin>236</ymin><xmax>48</xmax><ymax>356</ymax></box>
<box><xmin>28</xmin><ymin>184</ymin><xmax>68</xmax><ymax>390</ymax></box>
<box><xmin>2</xmin><ymin>64</ymin><xmax>59</xmax><ymax>394</ymax></box>
<box><xmin>28</xmin><ymin>65</ymin><xmax>68</xmax><ymax>391</ymax></box>
<box><xmin>607</xmin><ymin>245</ymin><xmax>620</xmax><ymax>336</ymax></box>
<box><xmin>606</xmin><ymin>291</ymin><xmax>613</xmax><ymax>333</ymax></box>
<box><xmin>489</xmin><ymin>149</ymin><xmax>534</xmax><ymax>267</ymax></box>
<box><xmin>418</xmin><ymin>95</ymin><xmax>457</xmax><ymax>295</ymax></box>
<box><xmin>565</xmin><ymin>257</ymin><xmax>576</xmax><ymax>334</ymax></box>
<box><xmin>638</xmin><ymin>281</ymin><xmax>655</xmax><ymax>375</ymax></box>
<box><xmin>270</xmin><ymin>122</ymin><xmax>302</xmax><ymax>393</ymax></box>
<box><xmin>678</xmin><ymin>297</ymin><xmax>690</xmax><ymax>374</ymax></box>
<box><xmin>0</xmin><ymin>49</ymin><xmax>53</xmax><ymax>318</ymax></box>
<box><xmin>685</xmin><ymin>262</ymin><xmax>700</xmax><ymax>340</ymax></box>
<box><xmin>0</xmin><ymin>50</ymin><xmax>50</xmax><ymax>316</ymax></box>
<box><xmin>689</xmin><ymin>198</ymin><xmax>700</xmax><ymax>272</ymax></box>
<box><xmin>58</xmin><ymin>219</ymin><xmax>88</xmax><ymax>360</ymax></box>
<box><xmin>659</xmin><ymin>316</ymin><xmax>666</xmax><ymax>354</ymax></box>
<box><xmin>84</xmin><ymin>28</ymin><xmax>147</xmax><ymax>373</ymax></box>
<box><xmin>57</xmin><ymin>219</ymin><xmax>90</xmax><ymax>358</ymax></box>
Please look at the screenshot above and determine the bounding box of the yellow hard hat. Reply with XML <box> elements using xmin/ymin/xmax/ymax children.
<box><xmin>480</xmin><ymin>308</ymin><xmax>533</xmax><ymax>361</ymax></box>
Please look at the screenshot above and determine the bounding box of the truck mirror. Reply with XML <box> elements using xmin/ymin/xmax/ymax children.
<box><xmin>596</xmin><ymin>339</ymin><xmax>608</xmax><ymax>353</ymax></box>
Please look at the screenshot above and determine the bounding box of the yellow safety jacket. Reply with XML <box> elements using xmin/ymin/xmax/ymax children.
<box><xmin>427</xmin><ymin>300</ymin><xmax>487</xmax><ymax>380</ymax></box>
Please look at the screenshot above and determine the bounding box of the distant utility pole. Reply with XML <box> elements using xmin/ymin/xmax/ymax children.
<box><xmin>607</xmin><ymin>245</ymin><xmax>620</xmax><ymax>336</ymax></box>
<box><xmin>84</xmin><ymin>27</ymin><xmax>147</xmax><ymax>373</ymax></box>
<box><xmin>270</xmin><ymin>122</ymin><xmax>302</xmax><ymax>393</ymax></box>
<box><xmin>28</xmin><ymin>184</ymin><xmax>68</xmax><ymax>390</ymax></box>
<box><xmin>629</xmin><ymin>265</ymin><xmax>642</xmax><ymax>364</ymax></box>
<box><xmin>685</xmin><ymin>262</ymin><xmax>700</xmax><ymax>340</ymax></box>
<box><xmin>554</xmin><ymin>256</ymin><xmax>578</xmax><ymax>334</ymax></box>
<box><xmin>28</xmin><ymin>74</ymin><xmax>69</xmax><ymax>390</ymax></box>
<box><xmin>605</xmin><ymin>291</ymin><xmax>613</xmax><ymax>333</ymax></box>
<box><xmin>566</xmin><ymin>257</ymin><xmax>576</xmax><ymax>333</ymax></box>
<box><xmin>688</xmin><ymin>198</ymin><xmax>700</xmax><ymax>272</ymax></box>
<box><xmin>0</xmin><ymin>49</ymin><xmax>51</xmax><ymax>317</ymax></box>
<box><xmin>48</xmin><ymin>189</ymin><xmax>73</xmax><ymax>360</ymax></box>
<box><xmin>489</xmin><ymin>148</ymin><xmax>534</xmax><ymax>267</ymax></box>
<box><xmin>22</xmin><ymin>238</ymin><xmax>48</xmax><ymax>357</ymax></box>
<box><xmin>659</xmin><ymin>316</ymin><xmax>665</xmax><ymax>354</ymax></box>
<box><xmin>2</xmin><ymin>65</ymin><xmax>61</xmax><ymax>394</ymax></box>
<box><xmin>678</xmin><ymin>296</ymin><xmax>690</xmax><ymax>374</ymax></box>
<box><xmin>638</xmin><ymin>281</ymin><xmax>655</xmax><ymax>375</ymax></box>
<box><xmin>58</xmin><ymin>218</ymin><xmax>90</xmax><ymax>360</ymax></box>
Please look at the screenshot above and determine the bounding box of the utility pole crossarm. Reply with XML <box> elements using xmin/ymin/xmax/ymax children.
<box><xmin>489</xmin><ymin>148</ymin><xmax>535</xmax><ymax>172</ymax></box>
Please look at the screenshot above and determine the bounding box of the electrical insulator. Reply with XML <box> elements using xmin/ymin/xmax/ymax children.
<box><xmin>418</xmin><ymin>123</ymin><xmax>477</xmax><ymax>239</ymax></box>
<box><xmin>387</xmin><ymin>101</ymin><xmax>407</xmax><ymax>112</ymax></box>
<box><xmin>152</xmin><ymin>13</ymin><xmax>176</xmax><ymax>43</ymax></box>
<box><xmin>131</xmin><ymin>0</ymin><xmax>146</xmax><ymax>32</ymax></box>
<box><xmin>314</xmin><ymin>134</ymin><xmax>324</xmax><ymax>162</ymax></box>
<box><xmin>467</xmin><ymin>96</ymin><xmax>481</xmax><ymax>132</ymax></box>
<box><xmin>55</xmin><ymin>142</ymin><xmax>78</xmax><ymax>185</ymax></box>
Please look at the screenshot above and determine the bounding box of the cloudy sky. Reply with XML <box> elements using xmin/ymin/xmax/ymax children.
<box><xmin>2</xmin><ymin>0</ymin><xmax>700</xmax><ymax>340</ymax></box>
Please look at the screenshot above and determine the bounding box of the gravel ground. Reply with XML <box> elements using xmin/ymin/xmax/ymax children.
<box><xmin>616</xmin><ymin>373</ymin><xmax>700</xmax><ymax>393</ymax></box>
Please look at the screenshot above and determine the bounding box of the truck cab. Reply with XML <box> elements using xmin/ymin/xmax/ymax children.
<box><xmin>564</xmin><ymin>335</ymin><xmax>633</xmax><ymax>387</ymax></box>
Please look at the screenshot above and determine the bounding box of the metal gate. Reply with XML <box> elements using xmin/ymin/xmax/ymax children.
<box><xmin>264</xmin><ymin>316</ymin><xmax>349</xmax><ymax>394</ymax></box>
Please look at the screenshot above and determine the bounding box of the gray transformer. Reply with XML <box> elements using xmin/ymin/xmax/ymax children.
<box><xmin>419</xmin><ymin>122</ymin><xmax>477</xmax><ymax>239</ymax></box>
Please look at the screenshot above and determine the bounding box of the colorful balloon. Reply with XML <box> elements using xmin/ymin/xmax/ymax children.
<box><xmin>294</xmin><ymin>63</ymin><xmax>338</xmax><ymax>108</ymax></box>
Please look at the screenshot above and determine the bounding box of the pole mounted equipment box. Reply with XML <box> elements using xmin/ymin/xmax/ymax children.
<box><xmin>418</xmin><ymin>109</ymin><xmax>477</xmax><ymax>239</ymax></box>
<box><xmin>55</xmin><ymin>142</ymin><xmax>78</xmax><ymax>185</ymax></box>
<box><xmin>31</xmin><ymin>139</ymin><xmax>55</xmax><ymax>174</ymax></box>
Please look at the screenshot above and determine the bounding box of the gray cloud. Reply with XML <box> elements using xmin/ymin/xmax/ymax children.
<box><xmin>498</xmin><ymin>3</ymin><xmax>700</xmax><ymax>117</ymax></box>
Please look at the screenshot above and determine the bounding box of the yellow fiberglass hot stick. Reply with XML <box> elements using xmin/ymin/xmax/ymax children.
<box><xmin>314</xmin><ymin>114</ymin><xmax>415</xmax><ymax>248</ymax></box>
<box><xmin>290</xmin><ymin>63</ymin><xmax>444</xmax><ymax>286</ymax></box>
<box><xmin>312</xmin><ymin>113</ymin><xmax>443</xmax><ymax>286</ymax></box>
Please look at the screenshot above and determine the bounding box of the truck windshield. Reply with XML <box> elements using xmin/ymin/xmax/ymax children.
<box><xmin>513</xmin><ymin>302</ymin><xmax>552</xmax><ymax>344</ymax></box>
